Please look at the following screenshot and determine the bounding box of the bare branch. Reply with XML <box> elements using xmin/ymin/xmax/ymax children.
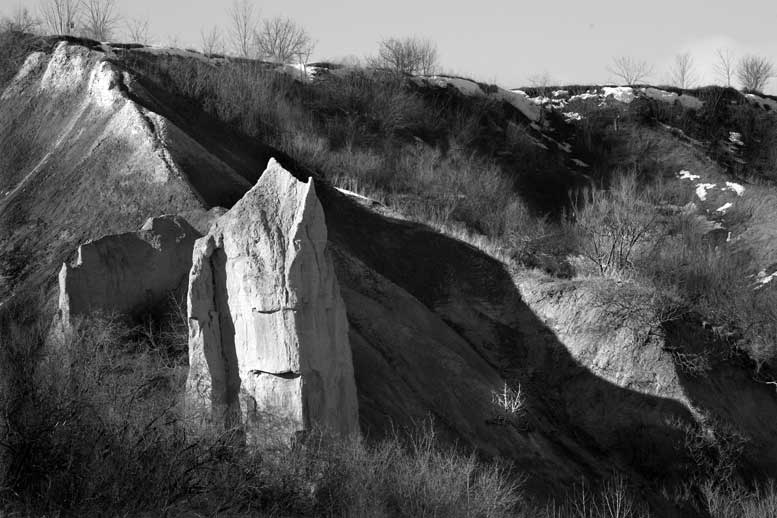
<box><xmin>670</xmin><ymin>52</ymin><xmax>697</xmax><ymax>89</ymax></box>
<box><xmin>1</xmin><ymin>4</ymin><xmax>41</xmax><ymax>33</ymax></box>
<box><xmin>125</xmin><ymin>16</ymin><xmax>150</xmax><ymax>44</ymax></box>
<box><xmin>737</xmin><ymin>55</ymin><xmax>774</xmax><ymax>92</ymax></box>
<box><xmin>714</xmin><ymin>48</ymin><xmax>735</xmax><ymax>87</ymax></box>
<box><xmin>226</xmin><ymin>0</ymin><xmax>257</xmax><ymax>58</ymax></box>
<box><xmin>371</xmin><ymin>36</ymin><xmax>438</xmax><ymax>75</ymax></box>
<box><xmin>200</xmin><ymin>25</ymin><xmax>224</xmax><ymax>55</ymax></box>
<box><xmin>607</xmin><ymin>56</ymin><xmax>653</xmax><ymax>85</ymax></box>
<box><xmin>39</xmin><ymin>0</ymin><xmax>79</xmax><ymax>35</ymax></box>
<box><xmin>79</xmin><ymin>0</ymin><xmax>120</xmax><ymax>41</ymax></box>
<box><xmin>254</xmin><ymin>16</ymin><xmax>314</xmax><ymax>64</ymax></box>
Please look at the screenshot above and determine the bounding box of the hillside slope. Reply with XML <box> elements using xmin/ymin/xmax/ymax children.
<box><xmin>4</xmin><ymin>39</ymin><xmax>777</xmax><ymax>515</ymax></box>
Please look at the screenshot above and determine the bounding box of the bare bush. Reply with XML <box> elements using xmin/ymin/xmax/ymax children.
<box><xmin>1</xmin><ymin>5</ymin><xmax>40</xmax><ymax>33</ymax></box>
<box><xmin>372</xmin><ymin>36</ymin><xmax>438</xmax><ymax>75</ymax></box>
<box><xmin>226</xmin><ymin>0</ymin><xmax>257</xmax><ymax>57</ymax></box>
<box><xmin>670</xmin><ymin>52</ymin><xmax>697</xmax><ymax>89</ymax></box>
<box><xmin>715</xmin><ymin>48</ymin><xmax>736</xmax><ymax>87</ymax></box>
<box><xmin>569</xmin><ymin>174</ymin><xmax>658</xmax><ymax>276</ymax></box>
<box><xmin>607</xmin><ymin>56</ymin><xmax>653</xmax><ymax>85</ymax></box>
<box><xmin>737</xmin><ymin>55</ymin><xmax>774</xmax><ymax>92</ymax></box>
<box><xmin>200</xmin><ymin>25</ymin><xmax>223</xmax><ymax>55</ymax></box>
<box><xmin>39</xmin><ymin>0</ymin><xmax>79</xmax><ymax>35</ymax></box>
<box><xmin>79</xmin><ymin>0</ymin><xmax>119</xmax><ymax>41</ymax></box>
<box><xmin>254</xmin><ymin>16</ymin><xmax>314</xmax><ymax>64</ymax></box>
<box><xmin>125</xmin><ymin>16</ymin><xmax>150</xmax><ymax>44</ymax></box>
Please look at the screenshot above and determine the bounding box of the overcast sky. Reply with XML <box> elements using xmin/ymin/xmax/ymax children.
<box><xmin>2</xmin><ymin>0</ymin><xmax>777</xmax><ymax>91</ymax></box>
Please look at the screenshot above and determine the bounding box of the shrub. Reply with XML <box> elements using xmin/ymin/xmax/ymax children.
<box><xmin>568</xmin><ymin>173</ymin><xmax>659</xmax><ymax>276</ymax></box>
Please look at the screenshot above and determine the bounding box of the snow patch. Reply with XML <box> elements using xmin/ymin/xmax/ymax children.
<box><xmin>716</xmin><ymin>202</ymin><xmax>733</xmax><ymax>213</ymax></box>
<box><xmin>563</xmin><ymin>112</ymin><xmax>583</xmax><ymax>122</ymax></box>
<box><xmin>696</xmin><ymin>183</ymin><xmax>716</xmax><ymax>201</ymax></box>
<box><xmin>677</xmin><ymin>170</ymin><xmax>700</xmax><ymax>181</ymax></box>
<box><xmin>568</xmin><ymin>91</ymin><xmax>599</xmax><ymax>102</ymax></box>
<box><xmin>755</xmin><ymin>269</ymin><xmax>777</xmax><ymax>288</ymax></box>
<box><xmin>602</xmin><ymin>86</ymin><xmax>634</xmax><ymax>103</ymax></box>
<box><xmin>724</xmin><ymin>182</ymin><xmax>745</xmax><ymax>196</ymax></box>
<box><xmin>729</xmin><ymin>132</ymin><xmax>744</xmax><ymax>146</ymax></box>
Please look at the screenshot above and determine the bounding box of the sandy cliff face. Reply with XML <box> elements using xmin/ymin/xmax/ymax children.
<box><xmin>186</xmin><ymin>159</ymin><xmax>359</xmax><ymax>443</ymax></box>
<box><xmin>0</xmin><ymin>42</ymin><xmax>252</xmax><ymax>300</ymax></box>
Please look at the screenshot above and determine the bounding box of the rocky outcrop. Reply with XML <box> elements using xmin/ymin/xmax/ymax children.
<box><xmin>186</xmin><ymin>159</ymin><xmax>358</xmax><ymax>443</ymax></box>
<box><xmin>58</xmin><ymin>215</ymin><xmax>200</xmax><ymax>325</ymax></box>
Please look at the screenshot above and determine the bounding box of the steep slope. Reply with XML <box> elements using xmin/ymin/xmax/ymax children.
<box><xmin>0</xmin><ymin>42</ymin><xmax>262</xmax><ymax>300</ymax></box>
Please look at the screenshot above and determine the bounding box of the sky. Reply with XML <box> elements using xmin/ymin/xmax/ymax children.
<box><xmin>3</xmin><ymin>0</ymin><xmax>777</xmax><ymax>92</ymax></box>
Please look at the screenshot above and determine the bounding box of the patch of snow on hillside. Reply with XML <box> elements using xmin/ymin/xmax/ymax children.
<box><xmin>724</xmin><ymin>182</ymin><xmax>745</xmax><ymax>196</ymax></box>
<box><xmin>755</xmin><ymin>269</ymin><xmax>777</xmax><ymax>288</ymax></box>
<box><xmin>563</xmin><ymin>112</ymin><xmax>583</xmax><ymax>122</ymax></box>
<box><xmin>716</xmin><ymin>202</ymin><xmax>733</xmax><ymax>213</ymax></box>
<box><xmin>677</xmin><ymin>170</ymin><xmax>700</xmax><ymax>181</ymax></box>
<box><xmin>602</xmin><ymin>86</ymin><xmax>634</xmax><ymax>103</ymax></box>
<box><xmin>568</xmin><ymin>91</ymin><xmax>599</xmax><ymax>102</ymax></box>
<box><xmin>336</xmin><ymin>187</ymin><xmax>375</xmax><ymax>203</ymax></box>
<box><xmin>696</xmin><ymin>183</ymin><xmax>716</xmax><ymax>201</ymax></box>
<box><xmin>552</xmin><ymin>90</ymin><xmax>569</xmax><ymax>97</ymax></box>
<box><xmin>729</xmin><ymin>132</ymin><xmax>744</xmax><ymax>146</ymax></box>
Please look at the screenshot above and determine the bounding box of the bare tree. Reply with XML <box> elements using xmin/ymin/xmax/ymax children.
<box><xmin>227</xmin><ymin>0</ymin><xmax>257</xmax><ymax>57</ymax></box>
<box><xmin>39</xmin><ymin>0</ymin><xmax>79</xmax><ymax>35</ymax></box>
<box><xmin>737</xmin><ymin>55</ymin><xmax>774</xmax><ymax>92</ymax></box>
<box><xmin>125</xmin><ymin>16</ymin><xmax>150</xmax><ymax>44</ymax></box>
<box><xmin>528</xmin><ymin>71</ymin><xmax>553</xmax><ymax>96</ymax></box>
<box><xmin>79</xmin><ymin>0</ymin><xmax>119</xmax><ymax>40</ymax></box>
<box><xmin>714</xmin><ymin>48</ymin><xmax>735</xmax><ymax>87</ymax></box>
<box><xmin>254</xmin><ymin>16</ymin><xmax>314</xmax><ymax>64</ymax></box>
<box><xmin>372</xmin><ymin>36</ymin><xmax>438</xmax><ymax>75</ymax></box>
<box><xmin>607</xmin><ymin>56</ymin><xmax>653</xmax><ymax>85</ymax></box>
<box><xmin>670</xmin><ymin>52</ymin><xmax>697</xmax><ymax>89</ymax></box>
<box><xmin>200</xmin><ymin>25</ymin><xmax>224</xmax><ymax>55</ymax></box>
<box><xmin>2</xmin><ymin>4</ymin><xmax>40</xmax><ymax>33</ymax></box>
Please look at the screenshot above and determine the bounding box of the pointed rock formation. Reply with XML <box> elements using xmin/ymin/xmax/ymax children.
<box><xmin>186</xmin><ymin>159</ymin><xmax>358</xmax><ymax>443</ymax></box>
<box><xmin>58</xmin><ymin>215</ymin><xmax>200</xmax><ymax>325</ymax></box>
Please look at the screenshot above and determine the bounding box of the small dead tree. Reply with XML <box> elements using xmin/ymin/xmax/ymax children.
<box><xmin>200</xmin><ymin>25</ymin><xmax>223</xmax><ymax>55</ymax></box>
<box><xmin>737</xmin><ymin>55</ymin><xmax>774</xmax><ymax>92</ymax></box>
<box><xmin>607</xmin><ymin>56</ymin><xmax>653</xmax><ymax>85</ymax></box>
<box><xmin>714</xmin><ymin>48</ymin><xmax>735</xmax><ymax>87</ymax></box>
<box><xmin>372</xmin><ymin>36</ymin><xmax>438</xmax><ymax>75</ymax></box>
<box><xmin>80</xmin><ymin>0</ymin><xmax>119</xmax><ymax>41</ymax></box>
<box><xmin>254</xmin><ymin>16</ymin><xmax>314</xmax><ymax>64</ymax></box>
<box><xmin>670</xmin><ymin>52</ymin><xmax>697</xmax><ymax>89</ymax></box>
<box><xmin>2</xmin><ymin>5</ymin><xmax>40</xmax><ymax>33</ymax></box>
<box><xmin>125</xmin><ymin>16</ymin><xmax>150</xmax><ymax>44</ymax></box>
<box><xmin>226</xmin><ymin>0</ymin><xmax>257</xmax><ymax>57</ymax></box>
<box><xmin>39</xmin><ymin>0</ymin><xmax>79</xmax><ymax>35</ymax></box>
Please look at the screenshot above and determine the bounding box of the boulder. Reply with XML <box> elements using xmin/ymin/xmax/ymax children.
<box><xmin>185</xmin><ymin>159</ymin><xmax>358</xmax><ymax>443</ymax></box>
<box><xmin>58</xmin><ymin>215</ymin><xmax>200</xmax><ymax>325</ymax></box>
